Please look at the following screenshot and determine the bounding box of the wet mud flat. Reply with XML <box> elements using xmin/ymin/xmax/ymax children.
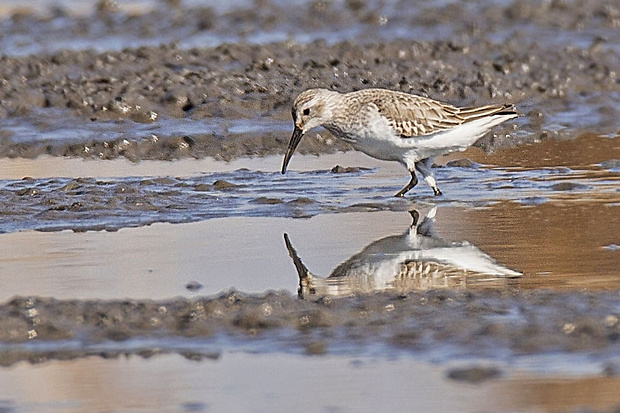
<box><xmin>0</xmin><ymin>288</ymin><xmax>618</xmax><ymax>368</ymax></box>
<box><xmin>0</xmin><ymin>1</ymin><xmax>617</xmax><ymax>162</ymax></box>
<box><xmin>0</xmin><ymin>35</ymin><xmax>617</xmax><ymax>161</ymax></box>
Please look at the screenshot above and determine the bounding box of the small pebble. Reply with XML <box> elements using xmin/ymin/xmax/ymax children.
<box><xmin>185</xmin><ymin>281</ymin><xmax>204</xmax><ymax>292</ymax></box>
<box><xmin>446</xmin><ymin>367</ymin><xmax>502</xmax><ymax>383</ymax></box>
<box><xmin>213</xmin><ymin>180</ymin><xmax>238</xmax><ymax>190</ymax></box>
<box><xmin>251</xmin><ymin>197</ymin><xmax>283</xmax><ymax>204</ymax></box>
<box><xmin>550</xmin><ymin>182</ymin><xmax>587</xmax><ymax>191</ymax></box>
<box><xmin>445</xmin><ymin>158</ymin><xmax>477</xmax><ymax>168</ymax></box>
<box><xmin>331</xmin><ymin>165</ymin><xmax>369</xmax><ymax>173</ymax></box>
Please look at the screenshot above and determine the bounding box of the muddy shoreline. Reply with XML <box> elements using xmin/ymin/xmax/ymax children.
<box><xmin>0</xmin><ymin>142</ymin><xmax>616</xmax><ymax>234</ymax></box>
<box><xmin>0</xmin><ymin>3</ymin><xmax>618</xmax><ymax>161</ymax></box>
<box><xmin>0</xmin><ymin>288</ymin><xmax>618</xmax><ymax>369</ymax></box>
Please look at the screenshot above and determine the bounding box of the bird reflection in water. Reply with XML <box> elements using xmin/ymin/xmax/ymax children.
<box><xmin>284</xmin><ymin>208</ymin><xmax>521</xmax><ymax>298</ymax></box>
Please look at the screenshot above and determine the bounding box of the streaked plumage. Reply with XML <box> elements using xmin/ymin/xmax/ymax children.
<box><xmin>281</xmin><ymin>88</ymin><xmax>518</xmax><ymax>196</ymax></box>
<box><xmin>284</xmin><ymin>208</ymin><xmax>521</xmax><ymax>298</ymax></box>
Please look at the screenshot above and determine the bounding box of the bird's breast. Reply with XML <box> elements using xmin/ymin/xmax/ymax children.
<box><xmin>324</xmin><ymin>125</ymin><xmax>357</xmax><ymax>144</ymax></box>
<box><xmin>324</xmin><ymin>121</ymin><xmax>411</xmax><ymax>162</ymax></box>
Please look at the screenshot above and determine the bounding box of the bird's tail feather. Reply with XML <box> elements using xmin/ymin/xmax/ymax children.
<box><xmin>458</xmin><ymin>104</ymin><xmax>518</xmax><ymax>122</ymax></box>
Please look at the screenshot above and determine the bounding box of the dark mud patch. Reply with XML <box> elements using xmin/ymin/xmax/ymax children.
<box><xmin>0</xmin><ymin>289</ymin><xmax>618</xmax><ymax>367</ymax></box>
<box><xmin>331</xmin><ymin>165</ymin><xmax>372</xmax><ymax>173</ymax></box>
<box><xmin>550</xmin><ymin>182</ymin><xmax>590</xmax><ymax>191</ymax></box>
<box><xmin>251</xmin><ymin>197</ymin><xmax>284</xmax><ymax>205</ymax></box>
<box><xmin>444</xmin><ymin>158</ymin><xmax>478</xmax><ymax>168</ymax></box>
<box><xmin>447</xmin><ymin>367</ymin><xmax>503</xmax><ymax>383</ymax></box>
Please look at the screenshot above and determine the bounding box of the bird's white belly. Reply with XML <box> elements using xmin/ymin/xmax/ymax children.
<box><xmin>351</xmin><ymin>133</ymin><xmax>410</xmax><ymax>163</ymax></box>
<box><xmin>346</xmin><ymin>126</ymin><xmax>466</xmax><ymax>166</ymax></box>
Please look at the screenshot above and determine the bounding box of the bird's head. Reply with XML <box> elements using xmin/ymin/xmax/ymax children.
<box><xmin>281</xmin><ymin>89</ymin><xmax>336</xmax><ymax>174</ymax></box>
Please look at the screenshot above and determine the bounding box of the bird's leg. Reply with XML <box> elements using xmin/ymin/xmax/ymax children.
<box><xmin>394</xmin><ymin>170</ymin><xmax>418</xmax><ymax>197</ymax></box>
<box><xmin>415</xmin><ymin>159</ymin><xmax>442</xmax><ymax>196</ymax></box>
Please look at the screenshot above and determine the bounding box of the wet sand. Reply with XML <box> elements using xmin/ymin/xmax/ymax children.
<box><xmin>0</xmin><ymin>0</ymin><xmax>618</xmax><ymax>412</ymax></box>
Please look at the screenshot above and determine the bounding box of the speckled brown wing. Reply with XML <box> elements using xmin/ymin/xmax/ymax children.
<box><xmin>363</xmin><ymin>90</ymin><xmax>516</xmax><ymax>138</ymax></box>
<box><xmin>369</xmin><ymin>92</ymin><xmax>464</xmax><ymax>137</ymax></box>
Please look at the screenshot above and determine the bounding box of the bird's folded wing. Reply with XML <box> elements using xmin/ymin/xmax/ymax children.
<box><xmin>372</xmin><ymin>95</ymin><xmax>516</xmax><ymax>138</ymax></box>
<box><xmin>370</xmin><ymin>95</ymin><xmax>464</xmax><ymax>138</ymax></box>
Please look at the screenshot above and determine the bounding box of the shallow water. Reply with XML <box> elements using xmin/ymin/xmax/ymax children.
<box><xmin>0</xmin><ymin>134</ymin><xmax>617</xmax><ymax>233</ymax></box>
<box><xmin>0</xmin><ymin>133</ymin><xmax>617</xmax><ymax>300</ymax></box>
<box><xmin>0</xmin><ymin>202</ymin><xmax>617</xmax><ymax>302</ymax></box>
<box><xmin>0</xmin><ymin>352</ymin><xmax>619</xmax><ymax>413</ymax></box>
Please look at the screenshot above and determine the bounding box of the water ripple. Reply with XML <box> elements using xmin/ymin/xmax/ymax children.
<box><xmin>0</xmin><ymin>164</ymin><xmax>616</xmax><ymax>233</ymax></box>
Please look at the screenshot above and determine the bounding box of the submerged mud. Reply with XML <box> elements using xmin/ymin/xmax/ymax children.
<box><xmin>0</xmin><ymin>289</ymin><xmax>618</xmax><ymax>367</ymax></box>
<box><xmin>0</xmin><ymin>151</ymin><xmax>616</xmax><ymax>233</ymax></box>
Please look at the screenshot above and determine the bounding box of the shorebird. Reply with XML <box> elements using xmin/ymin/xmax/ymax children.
<box><xmin>281</xmin><ymin>88</ymin><xmax>518</xmax><ymax>196</ymax></box>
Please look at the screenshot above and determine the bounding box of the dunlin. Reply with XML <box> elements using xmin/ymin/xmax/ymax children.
<box><xmin>281</xmin><ymin>88</ymin><xmax>518</xmax><ymax>196</ymax></box>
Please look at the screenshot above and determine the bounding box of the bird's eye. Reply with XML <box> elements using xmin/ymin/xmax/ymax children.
<box><xmin>303</xmin><ymin>108</ymin><xmax>310</xmax><ymax>116</ymax></box>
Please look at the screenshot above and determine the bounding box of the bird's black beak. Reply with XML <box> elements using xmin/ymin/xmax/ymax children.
<box><xmin>281</xmin><ymin>126</ymin><xmax>304</xmax><ymax>174</ymax></box>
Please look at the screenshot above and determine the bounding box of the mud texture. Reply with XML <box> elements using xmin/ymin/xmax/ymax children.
<box><xmin>0</xmin><ymin>0</ymin><xmax>617</xmax><ymax>161</ymax></box>
<box><xmin>0</xmin><ymin>289</ymin><xmax>618</xmax><ymax>367</ymax></box>
<box><xmin>0</xmin><ymin>172</ymin><xmax>330</xmax><ymax>232</ymax></box>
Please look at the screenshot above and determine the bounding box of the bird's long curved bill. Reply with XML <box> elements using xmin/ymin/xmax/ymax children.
<box><xmin>281</xmin><ymin>127</ymin><xmax>304</xmax><ymax>174</ymax></box>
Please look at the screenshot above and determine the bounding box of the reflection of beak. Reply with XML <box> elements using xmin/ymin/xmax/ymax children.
<box><xmin>281</xmin><ymin>126</ymin><xmax>304</xmax><ymax>174</ymax></box>
<box><xmin>283</xmin><ymin>233</ymin><xmax>309</xmax><ymax>280</ymax></box>
<box><xmin>284</xmin><ymin>233</ymin><xmax>313</xmax><ymax>299</ymax></box>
